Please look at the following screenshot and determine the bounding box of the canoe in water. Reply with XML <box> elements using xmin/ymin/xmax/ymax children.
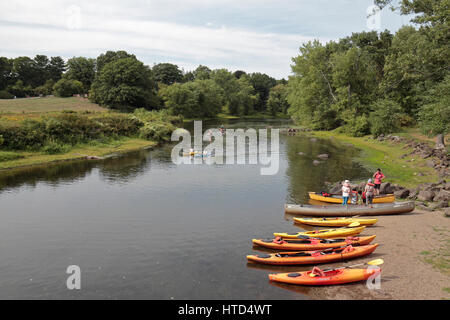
<box><xmin>293</xmin><ymin>217</ymin><xmax>378</xmax><ymax>227</ymax></box>
<box><xmin>269</xmin><ymin>268</ymin><xmax>381</xmax><ymax>286</ymax></box>
<box><xmin>252</xmin><ymin>235</ymin><xmax>376</xmax><ymax>251</ymax></box>
<box><xmin>285</xmin><ymin>201</ymin><xmax>415</xmax><ymax>217</ymax></box>
<box><xmin>247</xmin><ymin>244</ymin><xmax>378</xmax><ymax>265</ymax></box>
<box><xmin>309</xmin><ymin>192</ymin><xmax>395</xmax><ymax>204</ymax></box>
<box><xmin>274</xmin><ymin>226</ymin><xmax>365</xmax><ymax>239</ymax></box>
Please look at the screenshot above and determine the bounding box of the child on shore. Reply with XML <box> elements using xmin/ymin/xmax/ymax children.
<box><xmin>341</xmin><ymin>180</ymin><xmax>351</xmax><ymax>206</ymax></box>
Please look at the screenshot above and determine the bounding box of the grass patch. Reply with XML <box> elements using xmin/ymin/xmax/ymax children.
<box><xmin>311</xmin><ymin>130</ymin><xmax>440</xmax><ymax>188</ymax></box>
<box><xmin>420</xmin><ymin>251</ymin><xmax>431</xmax><ymax>255</ymax></box>
<box><xmin>0</xmin><ymin>137</ymin><xmax>157</xmax><ymax>170</ymax></box>
<box><xmin>0</xmin><ymin>96</ymin><xmax>106</xmax><ymax>114</ymax></box>
<box><xmin>0</xmin><ymin>151</ymin><xmax>24</xmax><ymax>162</ymax></box>
<box><xmin>420</xmin><ymin>228</ymin><xmax>450</xmax><ymax>277</ymax></box>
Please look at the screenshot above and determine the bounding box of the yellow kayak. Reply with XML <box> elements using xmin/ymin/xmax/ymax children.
<box><xmin>309</xmin><ymin>192</ymin><xmax>395</xmax><ymax>204</ymax></box>
<box><xmin>274</xmin><ymin>226</ymin><xmax>366</xmax><ymax>239</ymax></box>
<box><xmin>293</xmin><ymin>217</ymin><xmax>378</xmax><ymax>227</ymax></box>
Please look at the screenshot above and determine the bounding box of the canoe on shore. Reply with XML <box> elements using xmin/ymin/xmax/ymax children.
<box><xmin>247</xmin><ymin>244</ymin><xmax>378</xmax><ymax>265</ymax></box>
<box><xmin>293</xmin><ymin>217</ymin><xmax>378</xmax><ymax>227</ymax></box>
<box><xmin>309</xmin><ymin>192</ymin><xmax>395</xmax><ymax>204</ymax></box>
<box><xmin>285</xmin><ymin>201</ymin><xmax>415</xmax><ymax>217</ymax></box>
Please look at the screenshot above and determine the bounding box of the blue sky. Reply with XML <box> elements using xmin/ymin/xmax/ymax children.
<box><xmin>0</xmin><ymin>0</ymin><xmax>413</xmax><ymax>78</ymax></box>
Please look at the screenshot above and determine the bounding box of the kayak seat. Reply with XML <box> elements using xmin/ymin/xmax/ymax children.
<box><xmin>256</xmin><ymin>254</ymin><xmax>272</xmax><ymax>259</ymax></box>
<box><xmin>276</xmin><ymin>252</ymin><xmax>311</xmax><ymax>258</ymax></box>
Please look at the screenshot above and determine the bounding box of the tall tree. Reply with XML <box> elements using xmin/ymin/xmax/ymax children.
<box><xmin>152</xmin><ymin>63</ymin><xmax>183</xmax><ymax>85</ymax></box>
<box><xmin>248</xmin><ymin>72</ymin><xmax>277</xmax><ymax>112</ymax></box>
<box><xmin>64</xmin><ymin>57</ymin><xmax>96</xmax><ymax>93</ymax></box>
<box><xmin>96</xmin><ymin>50</ymin><xmax>136</xmax><ymax>76</ymax></box>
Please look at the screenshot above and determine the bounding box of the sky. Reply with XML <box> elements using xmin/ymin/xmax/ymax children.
<box><xmin>0</xmin><ymin>0</ymin><xmax>414</xmax><ymax>79</ymax></box>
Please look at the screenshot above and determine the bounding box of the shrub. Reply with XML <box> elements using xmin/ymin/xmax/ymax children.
<box><xmin>0</xmin><ymin>151</ymin><xmax>24</xmax><ymax>162</ymax></box>
<box><xmin>0</xmin><ymin>90</ymin><xmax>14</xmax><ymax>99</ymax></box>
<box><xmin>139</xmin><ymin>121</ymin><xmax>176</xmax><ymax>143</ymax></box>
<box><xmin>343</xmin><ymin>115</ymin><xmax>370</xmax><ymax>137</ymax></box>
<box><xmin>41</xmin><ymin>141</ymin><xmax>71</xmax><ymax>154</ymax></box>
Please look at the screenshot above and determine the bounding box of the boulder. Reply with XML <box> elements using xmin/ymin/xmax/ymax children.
<box><xmin>394</xmin><ymin>189</ymin><xmax>410</xmax><ymax>199</ymax></box>
<box><xmin>417</xmin><ymin>190</ymin><xmax>435</xmax><ymax>202</ymax></box>
<box><xmin>312</xmin><ymin>160</ymin><xmax>321</xmax><ymax>166</ymax></box>
<box><xmin>433</xmin><ymin>189</ymin><xmax>450</xmax><ymax>202</ymax></box>
<box><xmin>416</xmin><ymin>203</ymin><xmax>435</xmax><ymax>212</ymax></box>
<box><xmin>431</xmin><ymin>201</ymin><xmax>449</xmax><ymax>210</ymax></box>
<box><xmin>408</xmin><ymin>188</ymin><xmax>420</xmax><ymax>200</ymax></box>
<box><xmin>444</xmin><ymin>207</ymin><xmax>450</xmax><ymax>217</ymax></box>
<box><xmin>380</xmin><ymin>182</ymin><xmax>393</xmax><ymax>194</ymax></box>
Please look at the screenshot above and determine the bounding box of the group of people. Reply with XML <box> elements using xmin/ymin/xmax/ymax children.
<box><xmin>341</xmin><ymin>169</ymin><xmax>385</xmax><ymax>207</ymax></box>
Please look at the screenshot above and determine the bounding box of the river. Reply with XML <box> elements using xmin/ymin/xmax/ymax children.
<box><xmin>0</xmin><ymin>119</ymin><xmax>370</xmax><ymax>299</ymax></box>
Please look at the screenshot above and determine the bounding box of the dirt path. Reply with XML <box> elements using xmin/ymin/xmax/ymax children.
<box><xmin>285</xmin><ymin>209</ymin><xmax>450</xmax><ymax>300</ymax></box>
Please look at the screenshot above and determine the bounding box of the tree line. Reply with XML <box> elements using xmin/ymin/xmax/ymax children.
<box><xmin>0</xmin><ymin>51</ymin><xmax>288</xmax><ymax>118</ymax></box>
<box><xmin>287</xmin><ymin>0</ymin><xmax>449</xmax><ymax>137</ymax></box>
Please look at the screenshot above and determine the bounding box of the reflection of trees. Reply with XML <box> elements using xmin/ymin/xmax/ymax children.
<box><xmin>0</xmin><ymin>160</ymin><xmax>96</xmax><ymax>193</ymax></box>
<box><xmin>285</xmin><ymin>135</ymin><xmax>369</xmax><ymax>204</ymax></box>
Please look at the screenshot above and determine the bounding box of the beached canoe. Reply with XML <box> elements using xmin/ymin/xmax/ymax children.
<box><xmin>252</xmin><ymin>235</ymin><xmax>376</xmax><ymax>251</ymax></box>
<box><xmin>247</xmin><ymin>244</ymin><xmax>378</xmax><ymax>265</ymax></box>
<box><xmin>293</xmin><ymin>217</ymin><xmax>378</xmax><ymax>227</ymax></box>
<box><xmin>309</xmin><ymin>192</ymin><xmax>395</xmax><ymax>204</ymax></box>
<box><xmin>285</xmin><ymin>201</ymin><xmax>415</xmax><ymax>216</ymax></box>
<box><xmin>274</xmin><ymin>226</ymin><xmax>365</xmax><ymax>239</ymax></box>
<box><xmin>268</xmin><ymin>268</ymin><xmax>381</xmax><ymax>286</ymax></box>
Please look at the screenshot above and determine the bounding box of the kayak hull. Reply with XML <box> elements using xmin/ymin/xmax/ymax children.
<box><xmin>309</xmin><ymin>192</ymin><xmax>395</xmax><ymax>204</ymax></box>
<box><xmin>293</xmin><ymin>217</ymin><xmax>378</xmax><ymax>227</ymax></box>
<box><xmin>247</xmin><ymin>244</ymin><xmax>378</xmax><ymax>265</ymax></box>
<box><xmin>252</xmin><ymin>235</ymin><xmax>376</xmax><ymax>251</ymax></box>
<box><xmin>274</xmin><ymin>226</ymin><xmax>366</xmax><ymax>239</ymax></box>
<box><xmin>269</xmin><ymin>268</ymin><xmax>381</xmax><ymax>285</ymax></box>
<box><xmin>285</xmin><ymin>201</ymin><xmax>415</xmax><ymax>216</ymax></box>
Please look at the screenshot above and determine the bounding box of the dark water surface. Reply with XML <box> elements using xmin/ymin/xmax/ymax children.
<box><xmin>0</xmin><ymin>119</ymin><xmax>370</xmax><ymax>299</ymax></box>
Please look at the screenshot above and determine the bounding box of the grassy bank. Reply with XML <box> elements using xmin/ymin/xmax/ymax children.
<box><xmin>310</xmin><ymin>129</ymin><xmax>444</xmax><ymax>188</ymax></box>
<box><xmin>0</xmin><ymin>137</ymin><xmax>157</xmax><ymax>170</ymax></box>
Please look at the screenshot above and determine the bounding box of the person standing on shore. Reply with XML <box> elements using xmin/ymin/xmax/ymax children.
<box><xmin>341</xmin><ymin>180</ymin><xmax>351</xmax><ymax>206</ymax></box>
<box><xmin>373</xmin><ymin>168</ymin><xmax>385</xmax><ymax>195</ymax></box>
<box><xmin>364</xmin><ymin>179</ymin><xmax>375</xmax><ymax>207</ymax></box>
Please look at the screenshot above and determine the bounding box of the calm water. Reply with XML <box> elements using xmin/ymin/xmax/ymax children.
<box><xmin>0</xmin><ymin>119</ymin><xmax>370</xmax><ymax>299</ymax></box>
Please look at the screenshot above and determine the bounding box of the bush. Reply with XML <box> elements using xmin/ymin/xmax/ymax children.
<box><xmin>369</xmin><ymin>99</ymin><xmax>402</xmax><ymax>137</ymax></box>
<box><xmin>53</xmin><ymin>79</ymin><xmax>84</xmax><ymax>97</ymax></box>
<box><xmin>41</xmin><ymin>141</ymin><xmax>71</xmax><ymax>154</ymax></box>
<box><xmin>139</xmin><ymin>121</ymin><xmax>176</xmax><ymax>143</ymax></box>
<box><xmin>343</xmin><ymin>115</ymin><xmax>370</xmax><ymax>137</ymax></box>
<box><xmin>0</xmin><ymin>151</ymin><xmax>24</xmax><ymax>162</ymax></box>
<box><xmin>0</xmin><ymin>90</ymin><xmax>13</xmax><ymax>99</ymax></box>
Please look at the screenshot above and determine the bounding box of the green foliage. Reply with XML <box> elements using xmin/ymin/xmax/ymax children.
<box><xmin>96</xmin><ymin>51</ymin><xmax>135</xmax><ymax>76</ymax></box>
<box><xmin>343</xmin><ymin>114</ymin><xmax>371</xmax><ymax>137</ymax></box>
<box><xmin>248</xmin><ymin>72</ymin><xmax>277</xmax><ymax>112</ymax></box>
<box><xmin>418</xmin><ymin>75</ymin><xmax>450</xmax><ymax>135</ymax></box>
<box><xmin>64</xmin><ymin>57</ymin><xmax>96</xmax><ymax>93</ymax></box>
<box><xmin>0</xmin><ymin>90</ymin><xmax>13</xmax><ymax>99</ymax></box>
<box><xmin>34</xmin><ymin>79</ymin><xmax>55</xmax><ymax>96</ymax></box>
<box><xmin>53</xmin><ymin>79</ymin><xmax>84</xmax><ymax>97</ymax></box>
<box><xmin>0</xmin><ymin>151</ymin><xmax>24</xmax><ymax>162</ymax></box>
<box><xmin>139</xmin><ymin>121</ymin><xmax>176</xmax><ymax>143</ymax></box>
<box><xmin>369</xmin><ymin>99</ymin><xmax>402</xmax><ymax>137</ymax></box>
<box><xmin>90</xmin><ymin>57</ymin><xmax>159</xmax><ymax>110</ymax></box>
<box><xmin>267</xmin><ymin>84</ymin><xmax>290</xmax><ymax>115</ymax></box>
<box><xmin>152</xmin><ymin>63</ymin><xmax>183</xmax><ymax>85</ymax></box>
<box><xmin>6</xmin><ymin>80</ymin><xmax>34</xmax><ymax>98</ymax></box>
<box><xmin>160</xmin><ymin>79</ymin><xmax>224</xmax><ymax>118</ymax></box>
<box><xmin>41</xmin><ymin>141</ymin><xmax>71</xmax><ymax>154</ymax></box>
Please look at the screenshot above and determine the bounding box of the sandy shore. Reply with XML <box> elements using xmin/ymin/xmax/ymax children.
<box><xmin>275</xmin><ymin>209</ymin><xmax>450</xmax><ymax>300</ymax></box>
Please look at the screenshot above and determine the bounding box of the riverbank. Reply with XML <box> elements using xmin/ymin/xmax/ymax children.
<box><xmin>290</xmin><ymin>208</ymin><xmax>450</xmax><ymax>300</ymax></box>
<box><xmin>308</xmin><ymin>129</ymin><xmax>448</xmax><ymax>188</ymax></box>
<box><xmin>0</xmin><ymin>137</ymin><xmax>157</xmax><ymax>171</ymax></box>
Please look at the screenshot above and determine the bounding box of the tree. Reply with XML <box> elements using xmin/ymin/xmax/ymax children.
<box><xmin>53</xmin><ymin>79</ymin><xmax>84</xmax><ymax>97</ymax></box>
<box><xmin>65</xmin><ymin>57</ymin><xmax>96</xmax><ymax>93</ymax></box>
<box><xmin>12</xmin><ymin>56</ymin><xmax>37</xmax><ymax>87</ymax></box>
<box><xmin>47</xmin><ymin>56</ymin><xmax>66</xmax><ymax>82</ymax></box>
<box><xmin>193</xmin><ymin>65</ymin><xmax>212</xmax><ymax>80</ymax></box>
<box><xmin>0</xmin><ymin>57</ymin><xmax>13</xmax><ymax>90</ymax></box>
<box><xmin>248</xmin><ymin>72</ymin><xmax>277</xmax><ymax>112</ymax></box>
<box><xmin>233</xmin><ymin>70</ymin><xmax>247</xmax><ymax>79</ymax></box>
<box><xmin>418</xmin><ymin>75</ymin><xmax>450</xmax><ymax>136</ymax></box>
<box><xmin>96</xmin><ymin>51</ymin><xmax>136</xmax><ymax>76</ymax></box>
<box><xmin>89</xmin><ymin>57</ymin><xmax>159</xmax><ymax>110</ymax></box>
<box><xmin>160</xmin><ymin>79</ymin><xmax>224</xmax><ymax>118</ymax></box>
<box><xmin>267</xmin><ymin>84</ymin><xmax>289</xmax><ymax>115</ymax></box>
<box><xmin>152</xmin><ymin>63</ymin><xmax>183</xmax><ymax>85</ymax></box>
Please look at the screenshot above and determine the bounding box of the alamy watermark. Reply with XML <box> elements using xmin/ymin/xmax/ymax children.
<box><xmin>66</xmin><ymin>265</ymin><xmax>81</xmax><ymax>290</ymax></box>
<box><xmin>170</xmin><ymin>121</ymin><xmax>280</xmax><ymax>175</ymax></box>
<box><xmin>366</xmin><ymin>265</ymin><xmax>381</xmax><ymax>290</ymax></box>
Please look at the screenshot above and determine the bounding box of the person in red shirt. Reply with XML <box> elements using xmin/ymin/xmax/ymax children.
<box><xmin>372</xmin><ymin>168</ymin><xmax>385</xmax><ymax>196</ymax></box>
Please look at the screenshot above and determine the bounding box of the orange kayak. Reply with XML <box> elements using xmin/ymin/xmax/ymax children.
<box><xmin>252</xmin><ymin>235</ymin><xmax>376</xmax><ymax>251</ymax></box>
<box><xmin>269</xmin><ymin>267</ymin><xmax>381</xmax><ymax>285</ymax></box>
<box><xmin>247</xmin><ymin>244</ymin><xmax>378</xmax><ymax>265</ymax></box>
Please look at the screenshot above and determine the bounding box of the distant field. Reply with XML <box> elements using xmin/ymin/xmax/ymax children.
<box><xmin>0</xmin><ymin>96</ymin><xmax>106</xmax><ymax>114</ymax></box>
